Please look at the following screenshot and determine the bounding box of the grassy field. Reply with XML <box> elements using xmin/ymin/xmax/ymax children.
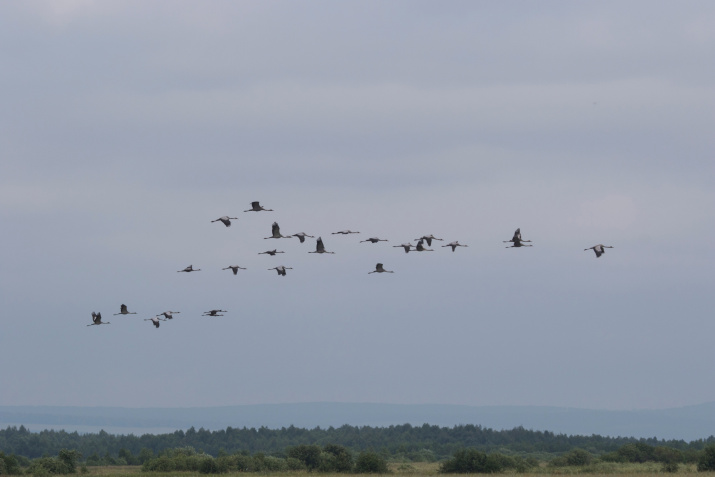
<box><xmin>79</xmin><ymin>462</ymin><xmax>715</xmax><ymax>477</ymax></box>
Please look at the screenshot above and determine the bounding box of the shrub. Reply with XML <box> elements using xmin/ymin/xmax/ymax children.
<box><xmin>354</xmin><ymin>451</ymin><xmax>389</xmax><ymax>474</ymax></box>
<box><xmin>0</xmin><ymin>452</ymin><xmax>21</xmax><ymax>475</ymax></box>
<box><xmin>322</xmin><ymin>444</ymin><xmax>354</xmax><ymax>472</ymax></box>
<box><xmin>440</xmin><ymin>449</ymin><xmax>487</xmax><ymax>473</ymax></box>
<box><xmin>198</xmin><ymin>457</ymin><xmax>219</xmax><ymax>474</ymax></box>
<box><xmin>566</xmin><ymin>448</ymin><xmax>593</xmax><ymax>466</ymax></box>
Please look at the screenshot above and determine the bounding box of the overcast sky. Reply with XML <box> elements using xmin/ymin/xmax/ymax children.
<box><xmin>1</xmin><ymin>1</ymin><xmax>713</xmax><ymax>413</ymax></box>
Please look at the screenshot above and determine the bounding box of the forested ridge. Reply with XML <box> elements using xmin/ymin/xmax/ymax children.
<box><xmin>2</xmin><ymin>423</ymin><xmax>714</xmax><ymax>460</ymax></box>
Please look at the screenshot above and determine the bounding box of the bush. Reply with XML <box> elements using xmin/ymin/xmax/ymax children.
<box><xmin>698</xmin><ymin>444</ymin><xmax>715</xmax><ymax>471</ymax></box>
<box><xmin>322</xmin><ymin>444</ymin><xmax>354</xmax><ymax>472</ymax></box>
<box><xmin>198</xmin><ymin>457</ymin><xmax>219</xmax><ymax>474</ymax></box>
<box><xmin>0</xmin><ymin>452</ymin><xmax>21</xmax><ymax>475</ymax></box>
<box><xmin>354</xmin><ymin>451</ymin><xmax>389</xmax><ymax>474</ymax></box>
<box><xmin>566</xmin><ymin>448</ymin><xmax>593</xmax><ymax>466</ymax></box>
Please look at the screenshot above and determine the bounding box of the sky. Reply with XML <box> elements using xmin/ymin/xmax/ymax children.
<box><xmin>1</xmin><ymin>1</ymin><xmax>714</xmax><ymax>413</ymax></box>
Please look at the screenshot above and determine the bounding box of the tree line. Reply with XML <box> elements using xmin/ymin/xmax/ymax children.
<box><xmin>1</xmin><ymin>423</ymin><xmax>714</xmax><ymax>462</ymax></box>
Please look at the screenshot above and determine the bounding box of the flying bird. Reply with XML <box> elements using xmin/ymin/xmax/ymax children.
<box><xmin>87</xmin><ymin>312</ymin><xmax>109</xmax><ymax>326</ymax></box>
<box><xmin>158</xmin><ymin>311</ymin><xmax>180</xmax><ymax>320</ymax></box>
<box><xmin>177</xmin><ymin>265</ymin><xmax>201</xmax><ymax>272</ymax></box>
<box><xmin>415</xmin><ymin>239</ymin><xmax>434</xmax><ymax>252</ymax></box>
<box><xmin>113</xmin><ymin>304</ymin><xmax>137</xmax><ymax>315</ymax></box>
<box><xmin>291</xmin><ymin>232</ymin><xmax>315</xmax><ymax>243</ymax></box>
<box><xmin>309</xmin><ymin>237</ymin><xmax>334</xmax><ymax>254</ymax></box>
<box><xmin>503</xmin><ymin>228</ymin><xmax>531</xmax><ymax>245</ymax></box>
<box><xmin>369</xmin><ymin>263</ymin><xmax>394</xmax><ymax>274</ymax></box>
<box><xmin>332</xmin><ymin>230</ymin><xmax>360</xmax><ymax>235</ymax></box>
<box><xmin>211</xmin><ymin>216</ymin><xmax>238</xmax><ymax>227</ymax></box>
<box><xmin>360</xmin><ymin>237</ymin><xmax>389</xmax><ymax>243</ymax></box>
<box><xmin>145</xmin><ymin>316</ymin><xmax>164</xmax><ymax>328</ymax></box>
<box><xmin>265</xmin><ymin>222</ymin><xmax>292</xmax><ymax>239</ymax></box>
<box><xmin>415</xmin><ymin>235</ymin><xmax>443</xmax><ymax>247</ymax></box>
<box><xmin>585</xmin><ymin>244</ymin><xmax>614</xmax><ymax>258</ymax></box>
<box><xmin>442</xmin><ymin>241</ymin><xmax>469</xmax><ymax>252</ymax></box>
<box><xmin>393</xmin><ymin>243</ymin><xmax>415</xmax><ymax>253</ymax></box>
<box><xmin>268</xmin><ymin>266</ymin><xmax>293</xmax><ymax>276</ymax></box>
<box><xmin>222</xmin><ymin>265</ymin><xmax>247</xmax><ymax>275</ymax></box>
<box><xmin>258</xmin><ymin>249</ymin><xmax>285</xmax><ymax>256</ymax></box>
<box><xmin>203</xmin><ymin>309</ymin><xmax>227</xmax><ymax>316</ymax></box>
<box><xmin>244</xmin><ymin>201</ymin><xmax>273</xmax><ymax>212</ymax></box>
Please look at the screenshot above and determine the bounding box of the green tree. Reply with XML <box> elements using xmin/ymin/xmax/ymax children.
<box><xmin>287</xmin><ymin>445</ymin><xmax>322</xmax><ymax>471</ymax></box>
<box><xmin>697</xmin><ymin>444</ymin><xmax>715</xmax><ymax>472</ymax></box>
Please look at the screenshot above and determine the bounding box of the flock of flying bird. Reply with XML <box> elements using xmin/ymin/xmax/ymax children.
<box><xmin>87</xmin><ymin>201</ymin><xmax>614</xmax><ymax>328</ymax></box>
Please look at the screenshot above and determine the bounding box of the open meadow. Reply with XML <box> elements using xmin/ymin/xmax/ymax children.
<box><xmin>80</xmin><ymin>462</ymin><xmax>715</xmax><ymax>477</ymax></box>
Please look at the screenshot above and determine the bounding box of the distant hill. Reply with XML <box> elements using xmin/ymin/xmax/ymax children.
<box><xmin>1</xmin><ymin>402</ymin><xmax>714</xmax><ymax>441</ymax></box>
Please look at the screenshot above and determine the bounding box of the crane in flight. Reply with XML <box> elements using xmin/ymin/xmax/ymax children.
<box><xmin>177</xmin><ymin>265</ymin><xmax>201</xmax><ymax>272</ymax></box>
<box><xmin>442</xmin><ymin>241</ymin><xmax>468</xmax><ymax>252</ymax></box>
<box><xmin>332</xmin><ymin>230</ymin><xmax>360</xmax><ymax>235</ymax></box>
<box><xmin>244</xmin><ymin>201</ymin><xmax>273</xmax><ymax>212</ymax></box>
<box><xmin>292</xmin><ymin>232</ymin><xmax>315</xmax><ymax>243</ymax></box>
<box><xmin>158</xmin><ymin>311</ymin><xmax>180</xmax><ymax>320</ymax></box>
<box><xmin>87</xmin><ymin>312</ymin><xmax>109</xmax><ymax>326</ymax></box>
<box><xmin>211</xmin><ymin>216</ymin><xmax>238</xmax><ymax>227</ymax></box>
<box><xmin>585</xmin><ymin>244</ymin><xmax>614</xmax><ymax>258</ymax></box>
<box><xmin>203</xmin><ymin>309</ymin><xmax>227</xmax><ymax>316</ymax></box>
<box><xmin>393</xmin><ymin>243</ymin><xmax>415</xmax><ymax>253</ymax></box>
<box><xmin>309</xmin><ymin>237</ymin><xmax>334</xmax><ymax>254</ymax></box>
<box><xmin>114</xmin><ymin>304</ymin><xmax>137</xmax><ymax>315</ymax></box>
<box><xmin>360</xmin><ymin>237</ymin><xmax>388</xmax><ymax>244</ymax></box>
<box><xmin>415</xmin><ymin>239</ymin><xmax>434</xmax><ymax>252</ymax></box>
<box><xmin>145</xmin><ymin>316</ymin><xmax>165</xmax><ymax>328</ymax></box>
<box><xmin>415</xmin><ymin>235</ymin><xmax>443</xmax><ymax>247</ymax></box>
<box><xmin>504</xmin><ymin>228</ymin><xmax>531</xmax><ymax>245</ymax></box>
<box><xmin>222</xmin><ymin>265</ymin><xmax>247</xmax><ymax>275</ymax></box>
<box><xmin>265</xmin><ymin>222</ymin><xmax>292</xmax><ymax>239</ymax></box>
<box><xmin>369</xmin><ymin>263</ymin><xmax>394</xmax><ymax>274</ymax></box>
<box><xmin>268</xmin><ymin>266</ymin><xmax>293</xmax><ymax>276</ymax></box>
<box><xmin>259</xmin><ymin>249</ymin><xmax>285</xmax><ymax>256</ymax></box>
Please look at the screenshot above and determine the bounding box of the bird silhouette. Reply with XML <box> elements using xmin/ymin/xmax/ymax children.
<box><xmin>332</xmin><ymin>230</ymin><xmax>360</xmax><ymax>235</ymax></box>
<box><xmin>258</xmin><ymin>249</ymin><xmax>285</xmax><ymax>256</ymax></box>
<box><xmin>177</xmin><ymin>265</ymin><xmax>201</xmax><ymax>272</ymax></box>
<box><xmin>222</xmin><ymin>265</ymin><xmax>247</xmax><ymax>275</ymax></box>
<box><xmin>211</xmin><ymin>216</ymin><xmax>238</xmax><ymax>227</ymax></box>
<box><xmin>503</xmin><ymin>228</ymin><xmax>531</xmax><ymax>245</ymax></box>
<box><xmin>360</xmin><ymin>237</ymin><xmax>389</xmax><ymax>243</ymax></box>
<box><xmin>369</xmin><ymin>263</ymin><xmax>394</xmax><ymax>274</ymax></box>
<box><xmin>585</xmin><ymin>244</ymin><xmax>613</xmax><ymax>258</ymax></box>
<box><xmin>158</xmin><ymin>311</ymin><xmax>180</xmax><ymax>320</ymax></box>
<box><xmin>265</xmin><ymin>222</ymin><xmax>292</xmax><ymax>239</ymax></box>
<box><xmin>442</xmin><ymin>241</ymin><xmax>468</xmax><ymax>252</ymax></box>
<box><xmin>415</xmin><ymin>235</ymin><xmax>443</xmax><ymax>247</ymax></box>
<box><xmin>244</xmin><ymin>201</ymin><xmax>273</xmax><ymax>212</ymax></box>
<box><xmin>87</xmin><ymin>312</ymin><xmax>109</xmax><ymax>326</ymax></box>
<box><xmin>393</xmin><ymin>243</ymin><xmax>415</xmax><ymax>253</ymax></box>
<box><xmin>291</xmin><ymin>232</ymin><xmax>315</xmax><ymax>243</ymax></box>
<box><xmin>268</xmin><ymin>266</ymin><xmax>293</xmax><ymax>276</ymax></box>
<box><xmin>203</xmin><ymin>309</ymin><xmax>227</xmax><ymax>316</ymax></box>
<box><xmin>415</xmin><ymin>239</ymin><xmax>434</xmax><ymax>252</ymax></box>
<box><xmin>114</xmin><ymin>304</ymin><xmax>137</xmax><ymax>315</ymax></box>
<box><xmin>309</xmin><ymin>237</ymin><xmax>334</xmax><ymax>254</ymax></box>
<box><xmin>145</xmin><ymin>316</ymin><xmax>164</xmax><ymax>328</ymax></box>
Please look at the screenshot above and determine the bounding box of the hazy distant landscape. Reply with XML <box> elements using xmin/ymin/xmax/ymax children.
<box><xmin>2</xmin><ymin>402</ymin><xmax>714</xmax><ymax>440</ymax></box>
